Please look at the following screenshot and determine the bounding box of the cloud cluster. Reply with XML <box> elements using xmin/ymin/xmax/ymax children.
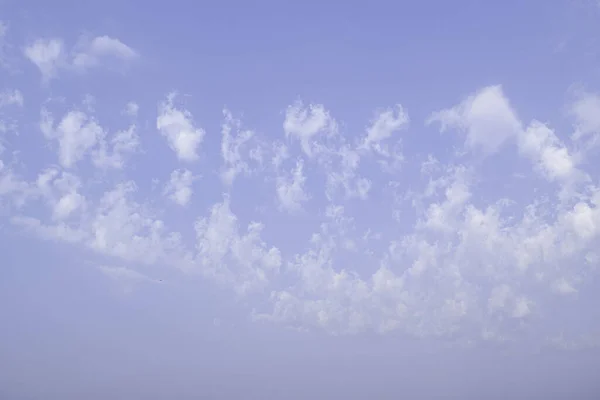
<box><xmin>2</xmin><ymin>26</ymin><xmax>600</xmax><ymax>348</ymax></box>
<box><xmin>23</xmin><ymin>34</ymin><xmax>138</xmax><ymax>81</ymax></box>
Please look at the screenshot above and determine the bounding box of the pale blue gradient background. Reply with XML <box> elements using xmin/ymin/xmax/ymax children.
<box><xmin>2</xmin><ymin>1</ymin><xmax>600</xmax><ymax>398</ymax></box>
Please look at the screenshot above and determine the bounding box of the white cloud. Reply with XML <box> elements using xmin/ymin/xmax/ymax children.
<box><xmin>124</xmin><ymin>101</ymin><xmax>139</xmax><ymax>118</ymax></box>
<box><xmin>427</xmin><ymin>85</ymin><xmax>522</xmax><ymax>155</ymax></box>
<box><xmin>194</xmin><ymin>196</ymin><xmax>282</xmax><ymax>295</ymax></box>
<box><xmin>418</xmin><ymin>165</ymin><xmax>472</xmax><ymax>233</ymax></box>
<box><xmin>85</xmin><ymin>182</ymin><xmax>184</xmax><ymax>264</ymax></box>
<box><xmin>276</xmin><ymin>158</ymin><xmax>309</xmax><ymax>213</ymax></box>
<box><xmin>0</xmin><ymin>162</ymin><xmax>32</xmax><ymax>209</ymax></box>
<box><xmin>359</xmin><ymin>106</ymin><xmax>407</xmax><ymax>174</ymax></box>
<box><xmin>40</xmin><ymin>104</ymin><xmax>139</xmax><ymax>170</ymax></box>
<box><xmin>360</xmin><ymin>104</ymin><xmax>409</xmax><ymax>155</ymax></box>
<box><xmin>325</xmin><ymin>145</ymin><xmax>371</xmax><ymax>200</ymax></box>
<box><xmin>163</xmin><ymin>169</ymin><xmax>195</xmax><ymax>206</ymax></box>
<box><xmin>220</xmin><ymin>109</ymin><xmax>261</xmax><ymax>185</ymax></box>
<box><xmin>282</xmin><ymin>101</ymin><xmax>383</xmax><ymax>201</ymax></box>
<box><xmin>283</xmin><ymin>101</ymin><xmax>337</xmax><ymax>157</ymax></box>
<box><xmin>552</xmin><ymin>277</ymin><xmax>578</xmax><ymax>295</ymax></box>
<box><xmin>92</xmin><ymin>124</ymin><xmax>140</xmax><ymax>169</ymax></box>
<box><xmin>567</xmin><ymin>197</ymin><xmax>600</xmax><ymax>241</ymax></box>
<box><xmin>52</xmin><ymin>192</ymin><xmax>84</xmax><ymax>220</ymax></box>
<box><xmin>518</xmin><ymin>121</ymin><xmax>580</xmax><ymax>183</ymax></box>
<box><xmin>24</xmin><ymin>35</ymin><xmax>137</xmax><ymax>81</ymax></box>
<box><xmin>256</xmin><ymin>141</ymin><xmax>599</xmax><ymax>337</ymax></box>
<box><xmin>72</xmin><ymin>35</ymin><xmax>138</xmax><ymax>71</ymax></box>
<box><xmin>35</xmin><ymin>167</ymin><xmax>86</xmax><ymax>221</ymax></box>
<box><xmin>271</xmin><ymin>142</ymin><xmax>289</xmax><ymax>169</ymax></box>
<box><xmin>512</xmin><ymin>297</ymin><xmax>533</xmax><ymax>319</ymax></box>
<box><xmin>2</xmin><ymin>71</ymin><xmax>600</xmax><ymax>347</ymax></box>
<box><xmin>157</xmin><ymin>93</ymin><xmax>205</xmax><ymax>162</ymax></box>
<box><xmin>23</xmin><ymin>38</ymin><xmax>66</xmax><ymax>82</ymax></box>
<box><xmin>12</xmin><ymin>179</ymin><xmax>190</xmax><ymax>266</ymax></box>
<box><xmin>569</xmin><ymin>91</ymin><xmax>600</xmax><ymax>159</ymax></box>
<box><xmin>0</xmin><ymin>89</ymin><xmax>23</xmax><ymax>136</ymax></box>
<box><xmin>570</xmin><ymin>92</ymin><xmax>600</xmax><ymax>140</ymax></box>
<box><xmin>41</xmin><ymin>109</ymin><xmax>104</xmax><ymax>168</ymax></box>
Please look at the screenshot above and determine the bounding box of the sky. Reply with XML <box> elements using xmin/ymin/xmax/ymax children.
<box><xmin>1</xmin><ymin>0</ymin><xmax>600</xmax><ymax>398</ymax></box>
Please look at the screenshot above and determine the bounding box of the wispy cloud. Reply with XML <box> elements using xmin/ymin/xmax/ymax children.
<box><xmin>23</xmin><ymin>34</ymin><xmax>138</xmax><ymax>82</ymax></box>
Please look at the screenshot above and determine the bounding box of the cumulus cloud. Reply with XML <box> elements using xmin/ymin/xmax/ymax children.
<box><xmin>40</xmin><ymin>108</ymin><xmax>104</xmax><ymax>168</ymax></box>
<box><xmin>283</xmin><ymin>101</ymin><xmax>337</xmax><ymax>157</ymax></box>
<box><xmin>40</xmin><ymin>105</ymin><xmax>138</xmax><ymax>170</ymax></box>
<box><xmin>518</xmin><ymin>121</ymin><xmax>581</xmax><ymax>184</ymax></box>
<box><xmin>276</xmin><ymin>158</ymin><xmax>310</xmax><ymax>213</ymax></box>
<box><xmin>35</xmin><ymin>167</ymin><xmax>86</xmax><ymax>221</ymax></box>
<box><xmin>360</xmin><ymin>104</ymin><xmax>409</xmax><ymax>155</ymax></box>
<box><xmin>72</xmin><ymin>35</ymin><xmax>138</xmax><ymax>71</ymax></box>
<box><xmin>157</xmin><ymin>93</ymin><xmax>205</xmax><ymax>162</ymax></box>
<box><xmin>0</xmin><ymin>88</ymin><xmax>23</xmax><ymax>135</ymax></box>
<box><xmin>3</xmin><ymin>36</ymin><xmax>600</xmax><ymax>349</ymax></box>
<box><xmin>11</xmin><ymin>180</ymin><xmax>190</xmax><ymax>266</ymax></box>
<box><xmin>23</xmin><ymin>38</ymin><xmax>66</xmax><ymax>82</ymax></box>
<box><xmin>220</xmin><ymin>109</ymin><xmax>262</xmax><ymax>185</ymax></box>
<box><xmin>124</xmin><ymin>101</ymin><xmax>139</xmax><ymax>118</ymax></box>
<box><xmin>427</xmin><ymin>85</ymin><xmax>522</xmax><ymax>155</ymax></box>
<box><xmin>569</xmin><ymin>91</ymin><xmax>600</xmax><ymax>158</ymax></box>
<box><xmin>163</xmin><ymin>169</ymin><xmax>195</xmax><ymax>206</ymax></box>
<box><xmin>24</xmin><ymin>34</ymin><xmax>137</xmax><ymax>81</ymax></box>
<box><xmin>92</xmin><ymin>124</ymin><xmax>140</xmax><ymax>169</ymax></box>
<box><xmin>194</xmin><ymin>196</ymin><xmax>282</xmax><ymax>295</ymax></box>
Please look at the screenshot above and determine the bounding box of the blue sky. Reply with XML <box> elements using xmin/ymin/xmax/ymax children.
<box><xmin>2</xmin><ymin>0</ymin><xmax>600</xmax><ymax>398</ymax></box>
